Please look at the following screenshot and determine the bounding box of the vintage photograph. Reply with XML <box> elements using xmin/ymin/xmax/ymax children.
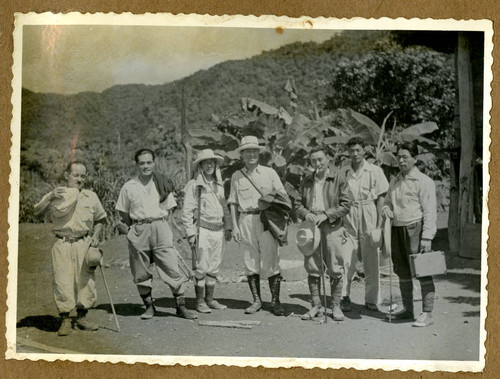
<box><xmin>7</xmin><ymin>13</ymin><xmax>491</xmax><ymax>371</ymax></box>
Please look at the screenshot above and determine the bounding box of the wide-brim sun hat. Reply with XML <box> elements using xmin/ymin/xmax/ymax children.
<box><xmin>295</xmin><ymin>220</ymin><xmax>321</xmax><ymax>257</ymax></box>
<box><xmin>193</xmin><ymin>149</ymin><xmax>224</xmax><ymax>167</ymax></box>
<box><xmin>235</xmin><ymin>135</ymin><xmax>266</xmax><ymax>153</ymax></box>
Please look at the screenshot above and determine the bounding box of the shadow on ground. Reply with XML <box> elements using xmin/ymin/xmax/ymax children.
<box><xmin>17</xmin><ymin>315</ymin><xmax>61</xmax><ymax>332</ymax></box>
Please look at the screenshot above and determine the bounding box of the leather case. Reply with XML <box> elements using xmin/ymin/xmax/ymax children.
<box><xmin>409</xmin><ymin>251</ymin><xmax>447</xmax><ymax>278</ymax></box>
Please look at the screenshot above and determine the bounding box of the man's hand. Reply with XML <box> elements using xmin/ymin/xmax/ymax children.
<box><xmin>90</xmin><ymin>234</ymin><xmax>100</xmax><ymax>247</ymax></box>
<box><xmin>52</xmin><ymin>187</ymin><xmax>66</xmax><ymax>200</ymax></box>
<box><xmin>314</xmin><ymin>213</ymin><xmax>328</xmax><ymax>226</ymax></box>
<box><xmin>225</xmin><ymin>230</ymin><xmax>232</xmax><ymax>242</ymax></box>
<box><xmin>420</xmin><ymin>238</ymin><xmax>432</xmax><ymax>253</ymax></box>
<box><xmin>187</xmin><ymin>235</ymin><xmax>197</xmax><ymax>249</ymax></box>
<box><xmin>382</xmin><ymin>206</ymin><xmax>394</xmax><ymax>219</ymax></box>
<box><xmin>232</xmin><ymin>226</ymin><xmax>241</xmax><ymax>243</ymax></box>
<box><xmin>305</xmin><ymin>213</ymin><xmax>316</xmax><ymax>223</ymax></box>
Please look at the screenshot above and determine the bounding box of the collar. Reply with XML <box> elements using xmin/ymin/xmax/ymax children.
<box><xmin>396</xmin><ymin>166</ymin><xmax>420</xmax><ymax>181</ymax></box>
<box><xmin>348</xmin><ymin>160</ymin><xmax>372</xmax><ymax>178</ymax></box>
<box><xmin>79</xmin><ymin>189</ymin><xmax>90</xmax><ymax>198</ymax></box>
<box><xmin>243</xmin><ymin>164</ymin><xmax>262</xmax><ymax>175</ymax></box>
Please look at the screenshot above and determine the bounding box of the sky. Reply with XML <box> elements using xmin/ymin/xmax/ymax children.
<box><xmin>22</xmin><ymin>25</ymin><xmax>338</xmax><ymax>95</ymax></box>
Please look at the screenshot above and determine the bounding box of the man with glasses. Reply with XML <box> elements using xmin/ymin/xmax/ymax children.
<box><xmin>34</xmin><ymin>161</ymin><xmax>107</xmax><ymax>336</ymax></box>
<box><xmin>382</xmin><ymin>141</ymin><xmax>437</xmax><ymax>327</ymax></box>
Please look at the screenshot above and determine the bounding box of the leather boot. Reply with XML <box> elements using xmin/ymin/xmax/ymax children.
<box><xmin>74</xmin><ymin>308</ymin><xmax>99</xmax><ymax>331</ymax></box>
<box><xmin>244</xmin><ymin>274</ymin><xmax>262</xmax><ymax>314</ymax></box>
<box><xmin>269</xmin><ymin>274</ymin><xmax>285</xmax><ymax>316</ymax></box>
<box><xmin>140</xmin><ymin>292</ymin><xmax>156</xmax><ymax>319</ymax></box>
<box><xmin>205</xmin><ymin>284</ymin><xmax>227</xmax><ymax>310</ymax></box>
<box><xmin>301</xmin><ymin>276</ymin><xmax>324</xmax><ymax>320</ymax></box>
<box><xmin>330</xmin><ymin>277</ymin><xmax>345</xmax><ymax>321</ymax></box>
<box><xmin>174</xmin><ymin>294</ymin><xmax>198</xmax><ymax>320</ymax></box>
<box><xmin>195</xmin><ymin>285</ymin><xmax>211</xmax><ymax>313</ymax></box>
<box><xmin>57</xmin><ymin>312</ymin><xmax>72</xmax><ymax>336</ymax></box>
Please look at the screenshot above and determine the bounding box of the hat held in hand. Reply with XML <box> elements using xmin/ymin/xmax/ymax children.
<box><xmin>295</xmin><ymin>220</ymin><xmax>321</xmax><ymax>256</ymax></box>
<box><xmin>85</xmin><ymin>247</ymin><xmax>103</xmax><ymax>268</ymax></box>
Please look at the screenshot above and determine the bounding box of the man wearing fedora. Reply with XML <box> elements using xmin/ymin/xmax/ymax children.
<box><xmin>181</xmin><ymin>149</ymin><xmax>232</xmax><ymax>313</ymax></box>
<box><xmin>382</xmin><ymin>141</ymin><xmax>437</xmax><ymax>327</ymax></box>
<box><xmin>116</xmin><ymin>148</ymin><xmax>197</xmax><ymax>321</ymax></box>
<box><xmin>34</xmin><ymin>161</ymin><xmax>107</xmax><ymax>336</ymax></box>
<box><xmin>294</xmin><ymin>146</ymin><xmax>351</xmax><ymax>321</ymax></box>
<box><xmin>341</xmin><ymin>136</ymin><xmax>389</xmax><ymax>312</ymax></box>
<box><xmin>228</xmin><ymin>135</ymin><xmax>290</xmax><ymax>316</ymax></box>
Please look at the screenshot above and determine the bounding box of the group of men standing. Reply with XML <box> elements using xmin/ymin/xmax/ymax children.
<box><xmin>35</xmin><ymin>134</ymin><xmax>437</xmax><ymax>337</ymax></box>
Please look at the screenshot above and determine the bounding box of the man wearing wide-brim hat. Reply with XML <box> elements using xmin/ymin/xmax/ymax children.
<box><xmin>181</xmin><ymin>149</ymin><xmax>232</xmax><ymax>313</ymax></box>
<box><xmin>227</xmin><ymin>135</ymin><xmax>290</xmax><ymax>316</ymax></box>
<box><xmin>294</xmin><ymin>146</ymin><xmax>351</xmax><ymax>321</ymax></box>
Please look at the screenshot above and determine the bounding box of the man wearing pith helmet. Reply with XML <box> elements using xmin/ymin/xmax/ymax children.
<box><xmin>227</xmin><ymin>135</ymin><xmax>290</xmax><ymax>316</ymax></box>
<box><xmin>181</xmin><ymin>149</ymin><xmax>232</xmax><ymax>313</ymax></box>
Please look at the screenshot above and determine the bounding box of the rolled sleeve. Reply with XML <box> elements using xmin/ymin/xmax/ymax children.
<box><xmin>93</xmin><ymin>194</ymin><xmax>107</xmax><ymax>221</ymax></box>
<box><xmin>115</xmin><ymin>187</ymin><xmax>130</xmax><ymax>213</ymax></box>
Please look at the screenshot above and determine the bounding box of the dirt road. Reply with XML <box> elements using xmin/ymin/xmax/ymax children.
<box><xmin>15</xmin><ymin>222</ymin><xmax>482</xmax><ymax>361</ymax></box>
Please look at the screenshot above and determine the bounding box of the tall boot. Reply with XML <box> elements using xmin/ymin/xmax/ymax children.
<box><xmin>74</xmin><ymin>308</ymin><xmax>98</xmax><ymax>331</ymax></box>
<box><xmin>195</xmin><ymin>285</ymin><xmax>211</xmax><ymax>313</ymax></box>
<box><xmin>269</xmin><ymin>274</ymin><xmax>285</xmax><ymax>316</ymax></box>
<box><xmin>205</xmin><ymin>284</ymin><xmax>227</xmax><ymax>310</ymax></box>
<box><xmin>244</xmin><ymin>274</ymin><xmax>262</xmax><ymax>314</ymax></box>
<box><xmin>140</xmin><ymin>292</ymin><xmax>156</xmax><ymax>319</ymax></box>
<box><xmin>330</xmin><ymin>276</ymin><xmax>345</xmax><ymax>321</ymax></box>
<box><xmin>174</xmin><ymin>294</ymin><xmax>198</xmax><ymax>320</ymax></box>
<box><xmin>301</xmin><ymin>276</ymin><xmax>324</xmax><ymax>320</ymax></box>
<box><xmin>57</xmin><ymin>312</ymin><xmax>72</xmax><ymax>336</ymax></box>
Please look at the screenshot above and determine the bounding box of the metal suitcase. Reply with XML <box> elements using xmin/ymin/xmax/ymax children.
<box><xmin>409</xmin><ymin>251</ymin><xmax>447</xmax><ymax>278</ymax></box>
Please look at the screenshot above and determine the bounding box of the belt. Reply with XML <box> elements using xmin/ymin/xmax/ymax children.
<box><xmin>352</xmin><ymin>199</ymin><xmax>375</xmax><ymax>207</ymax></box>
<box><xmin>132</xmin><ymin>217</ymin><xmax>167</xmax><ymax>225</ymax></box>
<box><xmin>200</xmin><ymin>219</ymin><xmax>224</xmax><ymax>231</ymax></box>
<box><xmin>240</xmin><ymin>210</ymin><xmax>261</xmax><ymax>215</ymax></box>
<box><xmin>55</xmin><ymin>234</ymin><xmax>87</xmax><ymax>243</ymax></box>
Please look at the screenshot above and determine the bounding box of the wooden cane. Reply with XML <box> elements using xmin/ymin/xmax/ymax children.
<box><xmin>99</xmin><ymin>265</ymin><xmax>121</xmax><ymax>332</ymax></box>
<box><xmin>319</xmin><ymin>236</ymin><xmax>328</xmax><ymax>324</ymax></box>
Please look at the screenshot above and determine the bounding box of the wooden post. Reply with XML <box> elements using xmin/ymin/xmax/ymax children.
<box><xmin>457</xmin><ymin>32</ymin><xmax>476</xmax><ymax>255</ymax></box>
<box><xmin>180</xmin><ymin>87</ymin><xmax>192</xmax><ymax>181</ymax></box>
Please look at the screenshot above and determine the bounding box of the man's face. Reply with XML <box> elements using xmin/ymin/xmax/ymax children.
<box><xmin>310</xmin><ymin>151</ymin><xmax>329</xmax><ymax>173</ymax></box>
<box><xmin>200</xmin><ymin>159</ymin><xmax>216</xmax><ymax>176</ymax></box>
<box><xmin>136</xmin><ymin>152</ymin><xmax>155</xmax><ymax>177</ymax></box>
<box><xmin>64</xmin><ymin>163</ymin><xmax>87</xmax><ymax>190</ymax></box>
<box><xmin>397</xmin><ymin>149</ymin><xmax>416</xmax><ymax>173</ymax></box>
<box><xmin>348</xmin><ymin>144</ymin><xmax>364</xmax><ymax>165</ymax></box>
<box><xmin>241</xmin><ymin>149</ymin><xmax>260</xmax><ymax>165</ymax></box>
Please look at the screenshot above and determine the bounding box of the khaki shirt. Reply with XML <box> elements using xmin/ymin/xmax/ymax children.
<box><xmin>227</xmin><ymin>165</ymin><xmax>286</xmax><ymax>212</ymax></box>
<box><xmin>384</xmin><ymin>167</ymin><xmax>437</xmax><ymax>240</ymax></box>
<box><xmin>346</xmin><ymin>160</ymin><xmax>389</xmax><ymax>202</ymax></box>
<box><xmin>43</xmin><ymin>188</ymin><xmax>106</xmax><ymax>237</ymax></box>
<box><xmin>115</xmin><ymin>177</ymin><xmax>175</xmax><ymax>221</ymax></box>
<box><xmin>182</xmin><ymin>175</ymin><xmax>225</xmax><ymax>237</ymax></box>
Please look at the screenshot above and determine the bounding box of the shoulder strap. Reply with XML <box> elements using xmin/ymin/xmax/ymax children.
<box><xmin>239</xmin><ymin>169</ymin><xmax>264</xmax><ymax>197</ymax></box>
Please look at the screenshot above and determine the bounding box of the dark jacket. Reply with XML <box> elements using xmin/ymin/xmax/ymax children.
<box><xmin>294</xmin><ymin>165</ymin><xmax>351</xmax><ymax>226</ymax></box>
<box><xmin>153</xmin><ymin>172</ymin><xmax>174</xmax><ymax>203</ymax></box>
<box><xmin>260</xmin><ymin>190</ymin><xmax>292</xmax><ymax>246</ymax></box>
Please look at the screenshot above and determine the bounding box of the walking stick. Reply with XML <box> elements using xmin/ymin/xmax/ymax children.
<box><xmin>383</xmin><ymin>216</ymin><xmax>393</xmax><ymax>323</ymax></box>
<box><xmin>319</xmin><ymin>237</ymin><xmax>328</xmax><ymax>324</ymax></box>
<box><xmin>99</xmin><ymin>265</ymin><xmax>121</xmax><ymax>332</ymax></box>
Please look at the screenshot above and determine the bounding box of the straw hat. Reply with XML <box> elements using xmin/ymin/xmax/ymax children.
<box><xmin>85</xmin><ymin>247</ymin><xmax>103</xmax><ymax>268</ymax></box>
<box><xmin>295</xmin><ymin>220</ymin><xmax>321</xmax><ymax>257</ymax></box>
<box><xmin>235</xmin><ymin>136</ymin><xmax>265</xmax><ymax>153</ymax></box>
<box><xmin>193</xmin><ymin>149</ymin><xmax>224</xmax><ymax>167</ymax></box>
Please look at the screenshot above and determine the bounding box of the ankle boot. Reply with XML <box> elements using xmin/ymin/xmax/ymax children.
<box><xmin>195</xmin><ymin>285</ymin><xmax>211</xmax><ymax>313</ymax></box>
<box><xmin>330</xmin><ymin>277</ymin><xmax>345</xmax><ymax>321</ymax></box>
<box><xmin>205</xmin><ymin>284</ymin><xmax>227</xmax><ymax>310</ymax></box>
<box><xmin>174</xmin><ymin>294</ymin><xmax>198</xmax><ymax>320</ymax></box>
<box><xmin>269</xmin><ymin>274</ymin><xmax>285</xmax><ymax>316</ymax></box>
<box><xmin>140</xmin><ymin>293</ymin><xmax>156</xmax><ymax>319</ymax></box>
<box><xmin>74</xmin><ymin>308</ymin><xmax>98</xmax><ymax>331</ymax></box>
<box><xmin>244</xmin><ymin>274</ymin><xmax>262</xmax><ymax>314</ymax></box>
<box><xmin>57</xmin><ymin>312</ymin><xmax>72</xmax><ymax>336</ymax></box>
<box><xmin>302</xmin><ymin>276</ymin><xmax>324</xmax><ymax>320</ymax></box>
